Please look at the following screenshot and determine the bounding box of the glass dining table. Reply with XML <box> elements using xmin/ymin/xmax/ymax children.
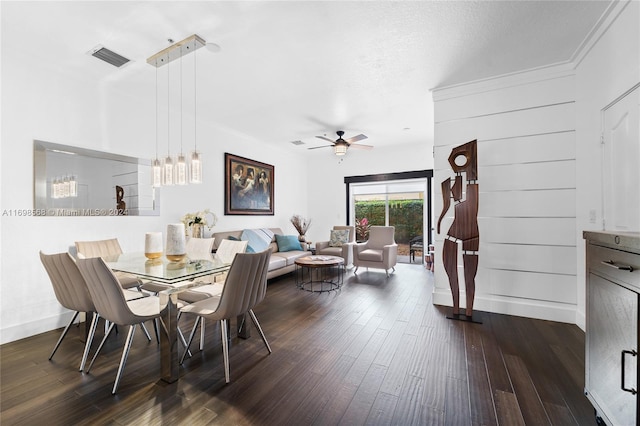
<box><xmin>104</xmin><ymin>252</ymin><xmax>231</xmax><ymax>383</ymax></box>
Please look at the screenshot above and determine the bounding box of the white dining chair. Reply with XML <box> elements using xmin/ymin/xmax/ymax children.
<box><xmin>179</xmin><ymin>249</ymin><xmax>272</xmax><ymax>383</ymax></box>
<box><xmin>76</xmin><ymin>256</ymin><xmax>166</xmax><ymax>394</ymax></box>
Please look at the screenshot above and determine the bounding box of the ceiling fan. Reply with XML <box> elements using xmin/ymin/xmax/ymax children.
<box><xmin>309</xmin><ymin>130</ymin><xmax>373</xmax><ymax>156</ymax></box>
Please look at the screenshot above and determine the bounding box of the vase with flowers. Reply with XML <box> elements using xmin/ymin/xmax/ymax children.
<box><xmin>290</xmin><ymin>214</ymin><xmax>311</xmax><ymax>242</ymax></box>
<box><xmin>181</xmin><ymin>208</ymin><xmax>217</xmax><ymax>238</ymax></box>
<box><xmin>355</xmin><ymin>217</ymin><xmax>371</xmax><ymax>242</ymax></box>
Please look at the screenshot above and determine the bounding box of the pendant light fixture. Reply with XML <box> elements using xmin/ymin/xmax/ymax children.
<box><xmin>190</xmin><ymin>39</ymin><xmax>202</xmax><ymax>184</ymax></box>
<box><xmin>147</xmin><ymin>35</ymin><xmax>206</xmax><ymax>187</ymax></box>
<box><xmin>162</xmin><ymin>53</ymin><xmax>174</xmax><ymax>186</ymax></box>
<box><xmin>152</xmin><ymin>64</ymin><xmax>162</xmax><ymax>187</ymax></box>
<box><xmin>175</xmin><ymin>52</ymin><xmax>187</xmax><ymax>185</ymax></box>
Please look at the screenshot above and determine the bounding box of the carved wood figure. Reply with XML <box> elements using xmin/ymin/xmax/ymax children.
<box><xmin>116</xmin><ymin>185</ymin><xmax>126</xmax><ymax>215</ymax></box>
<box><xmin>437</xmin><ymin>140</ymin><xmax>479</xmax><ymax>319</ymax></box>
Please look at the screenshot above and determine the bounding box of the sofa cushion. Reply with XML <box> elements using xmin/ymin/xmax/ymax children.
<box><xmin>268</xmin><ymin>256</ymin><xmax>287</xmax><ymax>271</ymax></box>
<box><xmin>276</xmin><ymin>234</ymin><xmax>302</xmax><ymax>252</ymax></box>
<box><xmin>241</xmin><ymin>228</ymin><xmax>274</xmax><ymax>253</ymax></box>
<box><xmin>329</xmin><ymin>229</ymin><xmax>350</xmax><ymax>247</ymax></box>
<box><xmin>273</xmin><ymin>250</ymin><xmax>307</xmax><ymax>266</ymax></box>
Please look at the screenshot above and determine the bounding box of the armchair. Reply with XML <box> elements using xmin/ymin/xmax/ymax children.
<box><xmin>353</xmin><ymin>226</ymin><xmax>398</xmax><ymax>277</ymax></box>
<box><xmin>315</xmin><ymin>225</ymin><xmax>355</xmax><ymax>267</ymax></box>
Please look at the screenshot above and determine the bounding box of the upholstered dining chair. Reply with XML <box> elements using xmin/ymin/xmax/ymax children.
<box><xmin>179</xmin><ymin>249</ymin><xmax>272</xmax><ymax>383</ymax></box>
<box><xmin>76</xmin><ymin>257</ymin><xmax>165</xmax><ymax>394</ymax></box>
<box><xmin>39</xmin><ymin>251</ymin><xmax>100</xmax><ymax>372</ymax></box>
<box><xmin>215</xmin><ymin>238</ymin><xmax>249</xmax><ymax>264</ymax></box>
<box><xmin>175</xmin><ymin>237</ymin><xmax>245</xmax><ymax>351</ymax></box>
<box><xmin>39</xmin><ymin>251</ymin><xmax>148</xmax><ymax>372</ymax></box>
<box><xmin>353</xmin><ymin>226</ymin><xmax>398</xmax><ymax>277</ymax></box>
<box><xmin>315</xmin><ymin>225</ymin><xmax>356</xmax><ymax>267</ymax></box>
<box><xmin>75</xmin><ymin>238</ymin><xmax>143</xmax><ymax>291</ymax></box>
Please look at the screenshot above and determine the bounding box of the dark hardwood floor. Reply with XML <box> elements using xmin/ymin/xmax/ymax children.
<box><xmin>1</xmin><ymin>263</ymin><xmax>596</xmax><ymax>425</ymax></box>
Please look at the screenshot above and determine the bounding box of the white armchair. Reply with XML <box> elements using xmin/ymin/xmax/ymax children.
<box><xmin>315</xmin><ymin>225</ymin><xmax>356</xmax><ymax>267</ymax></box>
<box><xmin>353</xmin><ymin>226</ymin><xmax>398</xmax><ymax>276</ymax></box>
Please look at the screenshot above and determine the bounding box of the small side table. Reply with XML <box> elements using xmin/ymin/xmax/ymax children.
<box><xmin>305</xmin><ymin>241</ymin><xmax>316</xmax><ymax>254</ymax></box>
<box><xmin>295</xmin><ymin>255</ymin><xmax>344</xmax><ymax>293</ymax></box>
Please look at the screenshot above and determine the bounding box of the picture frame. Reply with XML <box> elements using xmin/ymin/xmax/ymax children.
<box><xmin>224</xmin><ymin>153</ymin><xmax>274</xmax><ymax>215</ymax></box>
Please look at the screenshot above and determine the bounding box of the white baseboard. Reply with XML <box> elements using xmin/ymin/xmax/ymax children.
<box><xmin>0</xmin><ymin>311</ymin><xmax>78</xmax><ymax>345</ymax></box>
<box><xmin>432</xmin><ymin>288</ymin><xmax>578</xmax><ymax>325</ymax></box>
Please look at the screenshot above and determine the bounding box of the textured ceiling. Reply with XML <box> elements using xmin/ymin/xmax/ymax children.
<box><xmin>1</xmin><ymin>1</ymin><xmax>613</xmax><ymax>155</ymax></box>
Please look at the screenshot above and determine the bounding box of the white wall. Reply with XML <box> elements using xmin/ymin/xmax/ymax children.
<box><xmin>431</xmin><ymin>0</ymin><xmax>639</xmax><ymax>328</ymax></box>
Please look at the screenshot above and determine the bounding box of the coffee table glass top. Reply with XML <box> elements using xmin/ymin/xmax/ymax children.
<box><xmin>104</xmin><ymin>252</ymin><xmax>231</xmax><ymax>284</ymax></box>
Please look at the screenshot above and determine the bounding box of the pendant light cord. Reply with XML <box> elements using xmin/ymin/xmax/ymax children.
<box><xmin>155</xmin><ymin>61</ymin><xmax>158</xmax><ymax>160</ymax></box>
<box><xmin>180</xmin><ymin>49</ymin><xmax>183</xmax><ymax>156</ymax></box>
<box><xmin>194</xmin><ymin>42</ymin><xmax>197</xmax><ymax>152</ymax></box>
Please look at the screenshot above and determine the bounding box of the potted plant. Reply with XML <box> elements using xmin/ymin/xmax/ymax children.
<box><xmin>355</xmin><ymin>217</ymin><xmax>371</xmax><ymax>242</ymax></box>
<box><xmin>181</xmin><ymin>209</ymin><xmax>217</xmax><ymax>238</ymax></box>
<box><xmin>290</xmin><ymin>214</ymin><xmax>312</xmax><ymax>242</ymax></box>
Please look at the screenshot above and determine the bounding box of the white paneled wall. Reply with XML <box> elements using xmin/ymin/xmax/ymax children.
<box><xmin>432</xmin><ymin>71</ymin><xmax>578</xmax><ymax>323</ymax></box>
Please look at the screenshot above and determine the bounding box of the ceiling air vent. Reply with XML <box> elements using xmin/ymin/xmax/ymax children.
<box><xmin>89</xmin><ymin>45</ymin><xmax>130</xmax><ymax>67</ymax></box>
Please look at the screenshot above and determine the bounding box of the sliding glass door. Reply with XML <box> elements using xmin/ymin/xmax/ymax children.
<box><xmin>350</xmin><ymin>179</ymin><xmax>428</xmax><ymax>262</ymax></box>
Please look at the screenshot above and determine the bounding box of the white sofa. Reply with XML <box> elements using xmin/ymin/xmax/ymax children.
<box><xmin>212</xmin><ymin>228</ymin><xmax>311</xmax><ymax>280</ymax></box>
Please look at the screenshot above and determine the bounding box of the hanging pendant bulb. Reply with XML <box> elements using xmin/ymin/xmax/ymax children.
<box><xmin>69</xmin><ymin>175</ymin><xmax>78</xmax><ymax>197</ymax></box>
<box><xmin>190</xmin><ymin>151</ymin><xmax>202</xmax><ymax>183</ymax></box>
<box><xmin>163</xmin><ymin>156</ymin><xmax>174</xmax><ymax>186</ymax></box>
<box><xmin>175</xmin><ymin>154</ymin><xmax>187</xmax><ymax>185</ymax></box>
<box><xmin>52</xmin><ymin>178</ymin><xmax>59</xmax><ymax>199</ymax></box>
<box><xmin>152</xmin><ymin>158</ymin><xmax>162</xmax><ymax>187</ymax></box>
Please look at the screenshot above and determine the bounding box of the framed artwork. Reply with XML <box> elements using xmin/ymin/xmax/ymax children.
<box><xmin>224</xmin><ymin>153</ymin><xmax>274</xmax><ymax>215</ymax></box>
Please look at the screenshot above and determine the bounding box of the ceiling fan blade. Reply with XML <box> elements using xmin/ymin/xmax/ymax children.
<box><xmin>345</xmin><ymin>134</ymin><xmax>367</xmax><ymax>144</ymax></box>
<box><xmin>315</xmin><ymin>136</ymin><xmax>336</xmax><ymax>143</ymax></box>
<box><xmin>349</xmin><ymin>144</ymin><xmax>373</xmax><ymax>150</ymax></box>
<box><xmin>308</xmin><ymin>145</ymin><xmax>333</xmax><ymax>150</ymax></box>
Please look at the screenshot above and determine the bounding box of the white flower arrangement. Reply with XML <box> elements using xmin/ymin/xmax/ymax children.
<box><xmin>181</xmin><ymin>208</ymin><xmax>218</xmax><ymax>230</ymax></box>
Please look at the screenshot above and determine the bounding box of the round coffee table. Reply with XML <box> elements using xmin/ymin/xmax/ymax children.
<box><xmin>295</xmin><ymin>255</ymin><xmax>344</xmax><ymax>293</ymax></box>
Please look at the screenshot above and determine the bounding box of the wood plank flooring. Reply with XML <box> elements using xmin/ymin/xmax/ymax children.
<box><xmin>1</xmin><ymin>263</ymin><xmax>596</xmax><ymax>425</ymax></box>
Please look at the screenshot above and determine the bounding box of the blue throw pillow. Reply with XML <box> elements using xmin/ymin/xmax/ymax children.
<box><xmin>275</xmin><ymin>234</ymin><xmax>302</xmax><ymax>252</ymax></box>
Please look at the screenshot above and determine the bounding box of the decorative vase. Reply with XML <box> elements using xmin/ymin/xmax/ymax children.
<box><xmin>144</xmin><ymin>232</ymin><xmax>163</xmax><ymax>259</ymax></box>
<box><xmin>298</xmin><ymin>234</ymin><xmax>306</xmax><ymax>243</ymax></box>
<box><xmin>191</xmin><ymin>223</ymin><xmax>204</xmax><ymax>238</ymax></box>
<box><xmin>166</xmin><ymin>223</ymin><xmax>186</xmax><ymax>262</ymax></box>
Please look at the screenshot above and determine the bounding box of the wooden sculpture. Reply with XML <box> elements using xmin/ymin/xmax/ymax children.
<box><xmin>437</xmin><ymin>140</ymin><xmax>480</xmax><ymax>321</ymax></box>
<box><xmin>116</xmin><ymin>185</ymin><xmax>126</xmax><ymax>215</ymax></box>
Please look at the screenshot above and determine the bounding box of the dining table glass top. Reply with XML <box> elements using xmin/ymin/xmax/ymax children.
<box><xmin>104</xmin><ymin>252</ymin><xmax>231</xmax><ymax>284</ymax></box>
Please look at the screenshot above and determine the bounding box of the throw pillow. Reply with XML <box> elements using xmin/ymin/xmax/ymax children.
<box><xmin>228</xmin><ymin>236</ymin><xmax>254</xmax><ymax>253</ymax></box>
<box><xmin>275</xmin><ymin>234</ymin><xmax>302</xmax><ymax>252</ymax></box>
<box><xmin>240</xmin><ymin>228</ymin><xmax>274</xmax><ymax>253</ymax></box>
<box><xmin>329</xmin><ymin>229</ymin><xmax>350</xmax><ymax>247</ymax></box>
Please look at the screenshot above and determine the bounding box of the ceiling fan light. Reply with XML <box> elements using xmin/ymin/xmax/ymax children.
<box><xmin>334</xmin><ymin>142</ymin><xmax>348</xmax><ymax>156</ymax></box>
